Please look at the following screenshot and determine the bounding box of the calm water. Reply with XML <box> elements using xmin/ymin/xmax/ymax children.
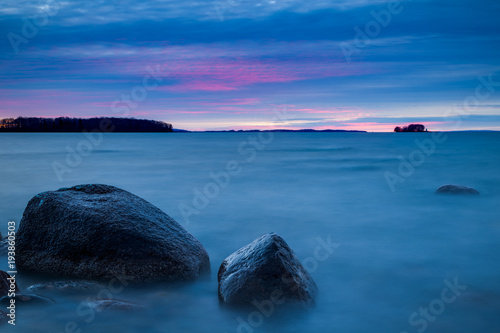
<box><xmin>0</xmin><ymin>132</ymin><xmax>499</xmax><ymax>333</ymax></box>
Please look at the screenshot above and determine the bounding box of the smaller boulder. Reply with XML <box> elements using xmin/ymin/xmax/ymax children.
<box><xmin>84</xmin><ymin>299</ymin><xmax>144</xmax><ymax>312</ymax></box>
<box><xmin>436</xmin><ymin>185</ymin><xmax>480</xmax><ymax>195</ymax></box>
<box><xmin>0</xmin><ymin>270</ymin><xmax>18</xmax><ymax>297</ymax></box>
<box><xmin>218</xmin><ymin>233</ymin><xmax>317</xmax><ymax>306</ymax></box>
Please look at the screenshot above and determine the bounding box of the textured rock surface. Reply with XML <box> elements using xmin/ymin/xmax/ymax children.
<box><xmin>0</xmin><ymin>270</ymin><xmax>18</xmax><ymax>297</ymax></box>
<box><xmin>218</xmin><ymin>233</ymin><xmax>317</xmax><ymax>306</ymax></box>
<box><xmin>17</xmin><ymin>184</ymin><xmax>210</xmax><ymax>283</ymax></box>
<box><xmin>435</xmin><ymin>185</ymin><xmax>480</xmax><ymax>195</ymax></box>
<box><xmin>84</xmin><ymin>299</ymin><xmax>144</xmax><ymax>312</ymax></box>
<box><xmin>27</xmin><ymin>281</ymin><xmax>105</xmax><ymax>294</ymax></box>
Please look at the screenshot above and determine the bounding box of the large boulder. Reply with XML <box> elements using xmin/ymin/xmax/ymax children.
<box><xmin>0</xmin><ymin>270</ymin><xmax>18</xmax><ymax>297</ymax></box>
<box><xmin>218</xmin><ymin>233</ymin><xmax>317</xmax><ymax>306</ymax></box>
<box><xmin>435</xmin><ymin>185</ymin><xmax>480</xmax><ymax>195</ymax></box>
<box><xmin>17</xmin><ymin>184</ymin><xmax>210</xmax><ymax>283</ymax></box>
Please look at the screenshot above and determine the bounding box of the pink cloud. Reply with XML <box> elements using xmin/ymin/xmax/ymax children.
<box><xmin>129</xmin><ymin>110</ymin><xmax>218</xmax><ymax>115</ymax></box>
<box><xmin>153</xmin><ymin>57</ymin><xmax>365</xmax><ymax>92</ymax></box>
<box><xmin>190</xmin><ymin>98</ymin><xmax>262</xmax><ymax>106</ymax></box>
<box><xmin>287</xmin><ymin>108</ymin><xmax>359</xmax><ymax>114</ymax></box>
<box><xmin>167</xmin><ymin>81</ymin><xmax>237</xmax><ymax>92</ymax></box>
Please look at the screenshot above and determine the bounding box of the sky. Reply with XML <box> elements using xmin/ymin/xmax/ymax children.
<box><xmin>0</xmin><ymin>0</ymin><xmax>499</xmax><ymax>131</ymax></box>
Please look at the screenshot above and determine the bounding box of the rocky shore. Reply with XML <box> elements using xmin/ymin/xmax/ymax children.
<box><xmin>0</xmin><ymin>184</ymin><xmax>320</xmax><ymax>326</ymax></box>
<box><xmin>0</xmin><ymin>182</ymin><xmax>482</xmax><ymax>326</ymax></box>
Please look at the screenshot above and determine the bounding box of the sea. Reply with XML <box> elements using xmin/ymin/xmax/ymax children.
<box><xmin>0</xmin><ymin>132</ymin><xmax>499</xmax><ymax>333</ymax></box>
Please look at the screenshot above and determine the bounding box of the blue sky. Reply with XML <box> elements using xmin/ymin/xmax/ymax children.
<box><xmin>1</xmin><ymin>0</ymin><xmax>499</xmax><ymax>131</ymax></box>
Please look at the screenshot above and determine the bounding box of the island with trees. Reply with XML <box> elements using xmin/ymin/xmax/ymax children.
<box><xmin>394</xmin><ymin>124</ymin><xmax>427</xmax><ymax>132</ymax></box>
<box><xmin>0</xmin><ymin>117</ymin><xmax>173</xmax><ymax>132</ymax></box>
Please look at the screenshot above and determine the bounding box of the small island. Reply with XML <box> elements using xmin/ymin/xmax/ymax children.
<box><xmin>0</xmin><ymin>117</ymin><xmax>173</xmax><ymax>132</ymax></box>
<box><xmin>394</xmin><ymin>124</ymin><xmax>427</xmax><ymax>132</ymax></box>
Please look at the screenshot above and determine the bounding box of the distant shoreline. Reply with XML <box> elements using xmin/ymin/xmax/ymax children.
<box><xmin>0</xmin><ymin>118</ymin><xmax>497</xmax><ymax>133</ymax></box>
<box><xmin>1</xmin><ymin>129</ymin><xmax>498</xmax><ymax>133</ymax></box>
<box><xmin>181</xmin><ymin>129</ymin><xmax>367</xmax><ymax>133</ymax></box>
<box><xmin>177</xmin><ymin>128</ymin><xmax>499</xmax><ymax>133</ymax></box>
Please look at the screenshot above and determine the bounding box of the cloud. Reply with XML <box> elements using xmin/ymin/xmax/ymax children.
<box><xmin>0</xmin><ymin>0</ymin><xmax>396</xmax><ymax>26</ymax></box>
<box><xmin>1</xmin><ymin>0</ymin><xmax>499</xmax><ymax>131</ymax></box>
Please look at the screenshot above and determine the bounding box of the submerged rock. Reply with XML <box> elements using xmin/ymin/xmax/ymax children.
<box><xmin>0</xmin><ymin>294</ymin><xmax>55</xmax><ymax>306</ymax></box>
<box><xmin>17</xmin><ymin>184</ymin><xmax>210</xmax><ymax>283</ymax></box>
<box><xmin>435</xmin><ymin>185</ymin><xmax>480</xmax><ymax>195</ymax></box>
<box><xmin>84</xmin><ymin>299</ymin><xmax>144</xmax><ymax>312</ymax></box>
<box><xmin>218</xmin><ymin>233</ymin><xmax>318</xmax><ymax>306</ymax></box>
<box><xmin>0</xmin><ymin>270</ymin><xmax>18</xmax><ymax>297</ymax></box>
<box><xmin>26</xmin><ymin>281</ymin><xmax>105</xmax><ymax>294</ymax></box>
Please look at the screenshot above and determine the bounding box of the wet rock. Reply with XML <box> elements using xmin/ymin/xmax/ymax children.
<box><xmin>0</xmin><ymin>294</ymin><xmax>55</xmax><ymax>306</ymax></box>
<box><xmin>435</xmin><ymin>185</ymin><xmax>480</xmax><ymax>195</ymax></box>
<box><xmin>218</xmin><ymin>233</ymin><xmax>318</xmax><ymax>306</ymax></box>
<box><xmin>84</xmin><ymin>299</ymin><xmax>144</xmax><ymax>312</ymax></box>
<box><xmin>17</xmin><ymin>184</ymin><xmax>210</xmax><ymax>283</ymax></box>
<box><xmin>26</xmin><ymin>280</ymin><xmax>105</xmax><ymax>294</ymax></box>
<box><xmin>0</xmin><ymin>270</ymin><xmax>18</xmax><ymax>297</ymax></box>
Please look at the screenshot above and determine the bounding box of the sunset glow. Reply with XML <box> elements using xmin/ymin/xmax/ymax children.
<box><xmin>1</xmin><ymin>1</ymin><xmax>499</xmax><ymax>131</ymax></box>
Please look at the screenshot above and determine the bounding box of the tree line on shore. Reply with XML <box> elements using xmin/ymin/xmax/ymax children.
<box><xmin>0</xmin><ymin>117</ymin><xmax>173</xmax><ymax>132</ymax></box>
<box><xmin>394</xmin><ymin>124</ymin><xmax>427</xmax><ymax>132</ymax></box>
